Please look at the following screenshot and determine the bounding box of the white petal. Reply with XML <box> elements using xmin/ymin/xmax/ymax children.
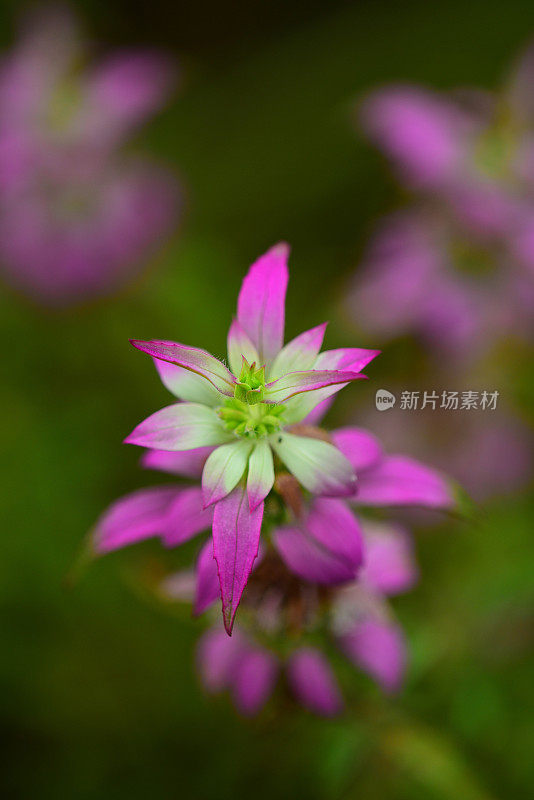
<box><xmin>202</xmin><ymin>440</ymin><xmax>253</xmax><ymax>506</ymax></box>
<box><xmin>270</xmin><ymin>432</ymin><xmax>356</xmax><ymax>497</ymax></box>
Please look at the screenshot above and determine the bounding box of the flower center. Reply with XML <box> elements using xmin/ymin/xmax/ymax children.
<box><xmin>218</xmin><ymin>356</ymin><xmax>285</xmax><ymax>437</ymax></box>
<box><xmin>218</xmin><ymin>398</ymin><xmax>285</xmax><ymax>438</ymax></box>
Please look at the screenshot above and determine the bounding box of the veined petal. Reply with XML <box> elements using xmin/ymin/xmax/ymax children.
<box><xmin>273</xmin><ymin>525</ymin><xmax>358</xmax><ymax>585</ymax></box>
<box><xmin>153</xmin><ymin>357</ymin><xmax>223</xmax><ymax>406</ymax></box>
<box><xmin>284</xmin><ymin>349</ymin><xmax>380</xmax><ymax>424</ymax></box>
<box><xmin>163</xmin><ymin>487</ymin><xmax>213</xmax><ymax>547</ymax></box>
<box><xmin>305</xmin><ymin>498</ymin><xmax>363</xmax><ymax>570</ymax></box>
<box><xmin>287</xmin><ymin>648</ymin><xmax>344</xmax><ymax>716</ymax></box>
<box><xmin>231</xmin><ymin>649</ymin><xmax>278</xmax><ymax>716</ymax></box>
<box><xmin>247</xmin><ymin>439</ymin><xmax>275</xmax><ymax>510</ymax></box>
<box><xmin>93</xmin><ymin>486</ymin><xmax>179</xmax><ymax>553</ymax></box>
<box><xmin>125</xmin><ymin>403</ymin><xmax>233</xmax><ymax>451</ymax></box>
<box><xmin>264</xmin><ymin>369</ymin><xmax>365</xmax><ymax>403</ymax></box>
<box><xmin>130</xmin><ymin>340</ymin><xmax>236</xmax><ymax>396</ymax></box>
<box><xmin>194</xmin><ymin>539</ymin><xmax>220</xmax><ymax>615</ymax></box>
<box><xmin>141</xmin><ymin>446</ymin><xmax>214</xmax><ymax>478</ymax></box>
<box><xmin>237</xmin><ymin>242</ymin><xmax>289</xmax><ymax>364</ymax></box>
<box><xmin>355</xmin><ymin>455</ymin><xmax>455</xmax><ymax>509</ymax></box>
<box><xmin>359</xmin><ymin>521</ymin><xmax>418</xmax><ymax>596</ymax></box>
<box><xmin>268</xmin><ymin>323</ymin><xmax>328</xmax><ymax>381</ymax></box>
<box><xmin>331</xmin><ymin>427</ymin><xmax>383</xmax><ymax>472</ymax></box>
<box><xmin>202</xmin><ymin>440</ymin><xmax>253</xmax><ymax>507</ymax></box>
<box><xmin>212</xmin><ymin>485</ymin><xmax>264</xmax><ymax>634</ymax></box>
<box><xmin>227</xmin><ymin>319</ymin><xmax>260</xmax><ymax>377</ymax></box>
<box><xmin>339</xmin><ymin>618</ymin><xmax>407</xmax><ymax>693</ymax></box>
<box><xmin>270</xmin><ymin>432</ymin><xmax>357</xmax><ymax>497</ymax></box>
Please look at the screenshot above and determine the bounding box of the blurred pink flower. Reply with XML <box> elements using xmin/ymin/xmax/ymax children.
<box><xmin>349</xmin><ymin>211</ymin><xmax>526</xmax><ymax>357</ymax></box>
<box><xmin>187</xmin><ymin>518</ymin><xmax>417</xmax><ymax>716</ymax></box>
<box><xmin>0</xmin><ymin>8</ymin><xmax>178</xmax><ymax>305</ymax></box>
<box><xmin>354</xmin><ymin>45</ymin><xmax>534</xmax><ymax>353</ymax></box>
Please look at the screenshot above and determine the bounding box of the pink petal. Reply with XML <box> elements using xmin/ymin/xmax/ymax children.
<box><xmin>355</xmin><ymin>455</ymin><xmax>454</xmax><ymax>509</ymax></box>
<box><xmin>163</xmin><ymin>487</ymin><xmax>213</xmax><ymax>547</ymax></box>
<box><xmin>82</xmin><ymin>52</ymin><xmax>175</xmax><ymax>144</ymax></box>
<box><xmin>196</xmin><ymin>627</ymin><xmax>246</xmax><ymax>693</ymax></box>
<box><xmin>269</xmin><ymin>322</ymin><xmax>328</xmax><ymax>380</ymax></box>
<box><xmin>287</xmin><ymin>648</ymin><xmax>344</xmax><ymax>716</ymax></box>
<box><xmin>226</xmin><ymin>319</ymin><xmax>260</xmax><ymax>376</ymax></box>
<box><xmin>237</xmin><ymin>242</ymin><xmax>289</xmax><ymax>364</ymax></box>
<box><xmin>306</xmin><ymin>498</ymin><xmax>363</xmax><ymax>570</ymax></box>
<box><xmin>194</xmin><ymin>539</ymin><xmax>220</xmax><ymax>615</ymax></box>
<box><xmin>315</xmin><ymin>348</ymin><xmax>381</xmax><ymax>373</ymax></box>
<box><xmin>339</xmin><ymin>618</ymin><xmax>407</xmax><ymax>693</ymax></box>
<box><xmin>359</xmin><ymin>521</ymin><xmax>418</xmax><ymax>596</ymax></box>
<box><xmin>212</xmin><ymin>486</ymin><xmax>264</xmax><ymax>634</ymax></box>
<box><xmin>140</xmin><ymin>446</ymin><xmax>215</xmax><ymax>478</ymax></box>
<box><xmin>125</xmin><ymin>403</ymin><xmax>233</xmax><ymax>451</ymax></box>
<box><xmin>273</xmin><ymin>525</ymin><xmax>358</xmax><ymax>585</ymax></box>
<box><xmin>130</xmin><ymin>340</ymin><xmax>236</xmax><ymax>396</ymax></box>
<box><xmin>331</xmin><ymin>427</ymin><xmax>383</xmax><ymax>473</ymax></box>
<box><xmin>231</xmin><ymin>648</ymin><xmax>278</xmax><ymax>716</ymax></box>
<box><xmin>361</xmin><ymin>86</ymin><xmax>470</xmax><ymax>187</ymax></box>
<box><xmin>264</xmin><ymin>369</ymin><xmax>366</xmax><ymax>403</ymax></box>
<box><xmin>283</xmin><ymin>350</ymin><xmax>378</xmax><ymax>424</ymax></box>
<box><xmin>93</xmin><ymin>486</ymin><xmax>180</xmax><ymax>553</ymax></box>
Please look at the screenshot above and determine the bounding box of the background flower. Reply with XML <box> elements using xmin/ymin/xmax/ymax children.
<box><xmin>0</xmin><ymin>7</ymin><xmax>179</xmax><ymax>305</ymax></box>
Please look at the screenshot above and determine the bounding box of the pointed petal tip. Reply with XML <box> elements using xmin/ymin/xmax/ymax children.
<box><xmin>223</xmin><ymin>609</ymin><xmax>235</xmax><ymax>636</ymax></box>
<box><xmin>271</xmin><ymin>241</ymin><xmax>290</xmax><ymax>258</ymax></box>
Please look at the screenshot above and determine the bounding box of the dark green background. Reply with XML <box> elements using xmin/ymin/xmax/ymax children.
<box><xmin>1</xmin><ymin>1</ymin><xmax>533</xmax><ymax>797</ymax></box>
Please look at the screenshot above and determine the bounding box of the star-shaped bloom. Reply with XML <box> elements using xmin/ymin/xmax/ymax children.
<box><xmin>100</xmin><ymin>244</ymin><xmax>379</xmax><ymax>632</ymax></box>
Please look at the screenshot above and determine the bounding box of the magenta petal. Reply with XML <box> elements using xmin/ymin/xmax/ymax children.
<box><xmin>141</xmin><ymin>446</ymin><xmax>214</xmax><ymax>478</ymax></box>
<box><xmin>272</xmin><ymin>526</ymin><xmax>357</xmax><ymax>585</ymax></box>
<box><xmin>340</xmin><ymin>619</ymin><xmax>406</xmax><ymax>693</ymax></box>
<box><xmin>194</xmin><ymin>539</ymin><xmax>220</xmax><ymax>615</ymax></box>
<box><xmin>83</xmin><ymin>52</ymin><xmax>174</xmax><ymax>142</ymax></box>
<box><xmin>302</xmin><ymin>397</ymin><xmax>335</xmax><ymax>426</ymax></box>
<box><xmin>287</xmin><ymin>648</ymin><xmax>344</xmax><ymax>716</ymax></box>
<box><xmin>212</xmin><ymin>486</ymin><xmax>264</xmax><ymax>634</ymax></box>
<box><xmin>125</xmin><ymin>403</ymin><xmax>232</xmax><ymax>451</ymax></box>
<box><xmin>231</xmin><ymin>648</ymin><xmax>278</xmax><ymax>716</ymax></box>
<box><xmin>331</xmin><ymin>427</ymin><xmax>383</xmax><ymax>472</ymax></box>
<box><xmin>130</xmin><ymin>340</ymin><xmax>236</xmax><ymax>396</ymax></box>
<box><xmin>359</xmin><ymin>522</ymin><xmax>418</xmax><ymax>596</ymax></box>
<box><xmin>163</xmin><ymin>487</ymin><xmax>213</xmax><ymax>547</ymax></box>
<box><xmin>264</xmin><ymin>369</ymin><xmax>365</xmax><ymax>403</ymax></box>
<box><xmin>237</xmin><ymin>242</ymin><xmax>289</xmax><ymax>364</ymax></box>
<box><xmin>355</xmin><ymin>455</ymin><xmax>454</xmax><ymax>509</ymax></box>
<box><xmin>315</xmin><ymin>347</ymin><xmax>381</xmax><ymax>373</ymax></box>
<box><xmin>306</xmin><ymin>498</ymin><xmax>363</xmax><ymax>569</ymax></box>
<box><xmin>93</xmin><ymin>486</ymin><xmax>179</xmax><ymax>553</ymax></box>
<box><xmin>269</xmin><ymin>322</ymin><xmax>328</xmax><ymax>379</ymax></box>
<box><xmin>196</xmin><ymin>628</ymin><xmax>246</xmax><ymax>693</ymax></box>
<box><xmin>361</xmin><ymin>87</ymin><xmax>468</xmax><ymax>187</ymax></box>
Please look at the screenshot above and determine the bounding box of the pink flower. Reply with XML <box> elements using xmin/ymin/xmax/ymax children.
<box><xmin>95</xmin><ymin>243</ymin><xmax>381</xmax><ymax>632</ymax></box>
<box><xmin>355</xmin><ymin>45</ymin><xmax>534</xmax><ymax>352</ymax></box>
<box><xmin>184</xmin><ymin>517</ymin><xmax>419</xmax><ymax>716</ymax></box>
<box><xmin>0</xmin><ymin>8</ymin><xmax>178</xmax><ymax>305</ymax></box>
